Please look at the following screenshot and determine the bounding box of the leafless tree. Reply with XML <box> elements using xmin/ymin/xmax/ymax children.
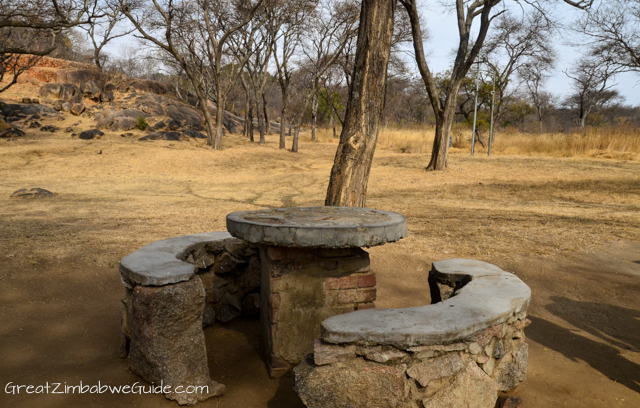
<box><xmin>520</xmin><ymin>58</ymin><xmax>556</xmax><ymax>132</ymax></box>
<box><xmin>575</xmin><ymin>0</ymin><xmax>640</xmax><ymax>73</ymax></box>
<box><xmin>398</xmin><ymin>0</ymin><xmax>595</xmax><ymax>171</ymax></box>
<box><xmin>481</xmin><ymin>10</ymin><xmax>555</xmax><ymax>123</ymax></box>
<box><xmin>120</xmin><ymin>0</ymin><xmax>265</xmax><ymax>150</ymax></box>
<box><xmin>565</xmin><ymin>56</ymin><xmax>623</xmax><ymax>128</ymax></box>
<box><xmin>81</xmin><ymin>0</ymin><xmax>134</xmax><ymax>74</ymax></box>
<box><xmin>288</xmin><ymin>0</ymin><xmax>359</xmax><ymax>152</ymax></box>
<box><xmin>238</xmin><ymin>16</ymin><xmax>274</xmax><ymax>145</ymax></box>
<box><xmin>268</xmin><ymin>0</ymin><xmax>316</xmax><ymax>149</ymax></box>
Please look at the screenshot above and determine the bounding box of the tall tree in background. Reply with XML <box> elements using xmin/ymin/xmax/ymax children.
<box><xmin>288</xmin><ymin>0</ymin><xmax>358</xmax><ymax>152</ymax></box>
<box><xmin>269</xmin><ymin>0</ymin><xmax>315</xmax><ymax>149</ymax></box>
<box><xmin>520</xmin><ymin>58</ymin><xmax>556</xmax><ymax>132</ymax></box>
<box><xmin>482</xmin><ymin>11</ymin><xmax>555</xmax><ymax>123</ymax></box>
<box><xmin>82</xmin><ymin>1</ymin><xmax>133</xmax><ymax>74</ymax></box>
<box><xmin>565</xmin><ymin>56</ymin><xmax>622</xmax><ymax>128</ymax></box>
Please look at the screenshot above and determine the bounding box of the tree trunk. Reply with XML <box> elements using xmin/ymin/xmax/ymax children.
<box><xmin>262</xmin><ymin>93</ymin><xmax>270</xmax><ymax>135</ymax></box>
<box><xmin>279</xmin><ymin>87</ymin><xmax>288</xmax><ymax>149</ymax></box>
<box><xmin>256</xmin><ymin>100</ymin><xmax>266</xmax><ymax>144</ymax></box>
<box><xmin>426</xmin><ymin>84</ymin><xmax>460</xmax><ymax>170</ymax></box>
<box><xmin>248</xmin><ymin>104</ymin><xmax>255</xmax><ymax>142</ymax></box>
<box><xmin>330</xmin><ymin>112</ymin><xmax>336</xmax><ymax>138</ymax></box>
<box><xmin>311</xmin><ymin>94</ymin><xmax>318</xmax><ymax>141</ymax></box>
<box><xmin>292</xmin><ymin>127</ymin><xmax>299</xmax><ymax>152</ymax></box>
<box><xmin>214</xmin><ymin>100</ymin><xmax>224</xmax><ymax>150</ymax></box>
<box><xmin>325</xmin><ymin>0</ymin><xmax>396</xmax><ymax>207</ymax></box>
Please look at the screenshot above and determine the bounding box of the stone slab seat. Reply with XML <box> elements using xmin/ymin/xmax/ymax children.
<box><xmin>320</xmin><ymin>258</ymin><xmax>531</xmax><ymax>348</ymax></box>
<box><xmin>120</xmin><ymin>231</ymin><xmax>232</xmax><ymax>286</ymax></box>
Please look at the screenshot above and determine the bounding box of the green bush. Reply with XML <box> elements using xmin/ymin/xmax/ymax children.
<box><xmin>136</xmin><ymin>116</ymin><xmax>148</xmax><ymax>130</ymax></box>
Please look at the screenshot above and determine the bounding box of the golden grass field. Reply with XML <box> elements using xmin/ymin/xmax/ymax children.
<box><xmin>1</xmin><ymin>116</ymin><xmax>639</xmax><ymax>407</ymax></box>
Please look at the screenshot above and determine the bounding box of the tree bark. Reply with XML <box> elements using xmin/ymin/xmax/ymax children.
<box><xmin>325</xmin><ymin>0</ymin><xmax>396</xmax><ymax>207</ymax></box>
<box><xmin>292</xmin><ymin>127</ymin><xmax>299</xmax><ymax>152</ymax></box>
<box><xmin>279</xmin><ymin>86</ymin><xmax>288</xmax><ymax>149</ymax></box>
<box><xmin>311</xmin><ymin>94</ymin><xmax>318</xmax><ymax>141</ymax></box>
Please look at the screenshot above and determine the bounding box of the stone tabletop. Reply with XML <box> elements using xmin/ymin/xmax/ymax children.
<box><xmin>226</xmin><ymin>207</ymin><xmax>406</xmax><ymax>248</ymax></box>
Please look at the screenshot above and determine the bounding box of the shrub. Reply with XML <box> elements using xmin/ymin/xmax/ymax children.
<box><xmin>136</xmin><ymin>116</ymin><xmax>148</xmax><ymax>130</ymax></box>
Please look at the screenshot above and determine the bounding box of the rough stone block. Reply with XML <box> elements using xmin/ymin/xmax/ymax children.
<box><xmin>357</xmin><ymin>346</ymin><xmax>407</xmax><ymax>363</ymax></box>
<box><xmin>313</xmin><ymin>339</ymin><xmax>356</xmax><ymax>365</ymax></box>
<box><xmin>294</xmin><ymin>356</ymin><xmax>409</xmax><ymax>408</ymax></box>
<box><xmin>493</xmin><ymin>342</ymin><xmax>528</xmax><ymax>391</ymax></box>
<box><xmin>407</xmin><ymin>354</ymin><xmax>466</xmax><ymax>387</ymax></box>
<box><xmin>127</xmin><ymin>277</ymin><xmax>225</xmax><ymax>405</ymax></box>
<box><xmin>421</xmin><ymin>362</ymin><xmax>498</xmax><ymax>408</ymax></box>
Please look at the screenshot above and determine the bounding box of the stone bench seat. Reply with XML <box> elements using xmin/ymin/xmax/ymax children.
<box><xmin>120</xmin><ymin>231</ymin><xmax>232</xmax><ymax>287</ymax></box>
<box><xmin>119</xmin><ymin>232</ymin><xmax>237</xmax><ymax>406</ymax></box>
<box><xmin>321</xmin><ymin>258</ymin><xmax>531</xmax><ymax>348</ymax></box>
<box><xmin>293</xmin><ymin>259</ymin><xmax>533</xmax><ymax>408</ymax></box>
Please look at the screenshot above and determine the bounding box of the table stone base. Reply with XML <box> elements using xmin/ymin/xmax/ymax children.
<box><xmin>259</xmin><ymin>245</ymin><xmax>377</xmax><ymax>378</ymax></box>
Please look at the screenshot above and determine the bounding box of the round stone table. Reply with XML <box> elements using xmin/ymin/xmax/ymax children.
<box><xmin>226</xmin><ymin>207</ymin><xmax>406</xmax><ymax>377</ymax></box>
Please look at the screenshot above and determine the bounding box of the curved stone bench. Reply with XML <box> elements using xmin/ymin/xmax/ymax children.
<box><xmin>119</xmin><ymin>231</ymin><xmax>257</xmax><ymax>406</ymax></box>
<box><xmin>293</xmin><ymin>259</ymin><xmax>532</xmax><ymax>408</ymax></box>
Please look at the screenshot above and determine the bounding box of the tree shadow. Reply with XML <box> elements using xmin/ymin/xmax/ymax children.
<box><xmin>527</xmin><ymin>315</ymin><xmax>640</xmax><ymax>394</ymax></box>
<box><xmin>545</xmin><ymin>296</ymin><xmax>639</xmax><ymax>352</ymax></box>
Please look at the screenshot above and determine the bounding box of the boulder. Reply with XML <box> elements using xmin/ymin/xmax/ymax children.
<box><xmin>79</xmin><ymin>129</ymin><xmax>104</xmax><ymax>140</ymax></box>
<box><xmin>126</xmin><ymin>79</ymin><xmax>173</xmax><ymax>96</ymax></box>
<box><xmin>60</xmin><ymin>84</ymin><xmax>79</xmax><ymax>101</ymax></box>
<box><xmin>110</xmin><ymin>117</ymin><xmax>137</xmax><ymax>131</ymax></box>
<box><xmin>138</xmin><ymin>132</ymin><xmax>165</xmax><ymax>141</ymax></box>
<box><xmin>40</xmin><ymin>125</ymin><xmax>59</xmax><ymax>132</ymax></box>
<box><xmin>22</xmin><ymin>97</ymin><xmax>32</xmax><ymax>104</ymax></box>
<box><xmin>70</xmin><ymin>103</ymin><xmax>85</xmax><ymax>116</ymax></box>
<box><xmin>0</xmin><ymin>127</ymin><xmax>25</xmax><ymax>138</ymax></box>
<box><xmin>10</xmin><ymin>188</ymin><xmax>54</xmax><ymax>198</ymax></box>
<box><xmin>79</xmin><ymin>80</ymin><xmax>101</xmax><ymax>101</ymax></box>
<box><xmin>104</xmin><ymin>83</ymin><xmax>116</xmax><ymax>92</ymax></box>
<box><xmin>168</xmin><ymin>119</ymin><xmax>182</xmax><ymax>130</ymax></box>
<box><xmin>100</xmin><ymin>91</ymin><xmax>114</xmax><ymax>103</ymax></box>
<box><xmin>163</xmin><ymin>131</ymin><xmax>187</xmax><ymax>141</ymax></box>
<box><xmin>182</xmin><ymin>129</ymin><xmax>206</xmax><ymax>139</ymax></box>
<box><xmin>61</xmin><ymin>102</ymin><xmax>72</xmax><ymax>112</ymax></box>
<box><xmin>126</xmin><ymin>277</ymin><xmax>226</xmax><ymax>405</ymax></box>
<box><xmin>39</xmin><ymin>83</ymin><xmax>62</xmax><ymax>99</ymax></box>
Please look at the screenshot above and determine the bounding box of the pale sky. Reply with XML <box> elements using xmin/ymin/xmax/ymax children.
<box><xmin>103</xmin><ymin>1</ymin><xmax>640</xmax><ymax>107</ymax></box>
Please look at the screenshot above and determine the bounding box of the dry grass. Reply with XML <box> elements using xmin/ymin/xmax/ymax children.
<box><xmin>357</xmin><ymin>125</ymin><xmax>640</xmax><ymax>160</ymax></box>
<box><xmin>1</xmin><ymin>123</ymin><xmax>639</xmax><ymax>271</ymax></box>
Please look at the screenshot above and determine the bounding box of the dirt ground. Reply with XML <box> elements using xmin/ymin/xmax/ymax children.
<box><xmin>0</xmin><ymin>119</ymin><xmax>639</xmax><ymax>407</ymax></box>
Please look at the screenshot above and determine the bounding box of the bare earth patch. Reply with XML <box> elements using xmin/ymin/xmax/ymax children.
<box><xmin>0</xmin><ymin>124</ymin><xmax>639</xmax><ymax>407</ymax></box>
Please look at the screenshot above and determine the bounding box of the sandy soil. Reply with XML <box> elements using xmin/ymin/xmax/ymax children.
<box><xmin>0</xmin><ymin>118</ymin><xmax>639</xmax><ymax>407</ymax></box>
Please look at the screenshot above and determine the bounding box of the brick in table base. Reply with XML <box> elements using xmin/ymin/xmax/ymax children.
<box><xmin>259</xmin><ymin>245</ymin><xmax>377</xmax><ymax>378</ymax></box>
